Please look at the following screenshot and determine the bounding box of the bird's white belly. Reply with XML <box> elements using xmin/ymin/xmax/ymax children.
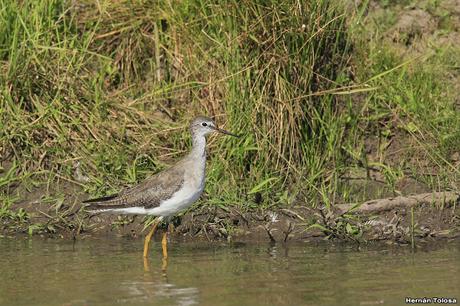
<box><xmin>146</xmin><ymin>165</ymin><xmax>205</xmax><ymax>217</ymax></box>
<box><xmin>111</xmin><ymin>153</ymin><xmax>206</xmax><ymax>216</ymax></box>
<box><xmin>149</xmin><ymin>181</ymin><xmax>204</xmax><ymax>216</ymax></box>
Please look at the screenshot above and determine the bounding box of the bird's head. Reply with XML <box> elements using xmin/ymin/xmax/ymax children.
<box><xmin>189</xmin><ymin>116</ymin><xmax>239</xmax><ymax>139</ymax></box>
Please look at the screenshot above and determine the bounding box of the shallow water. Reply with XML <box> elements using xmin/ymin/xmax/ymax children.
<box><xmin>0</xmin><ymin>238</ymin><xmax>458</xmax><ymax>306</ymax></box>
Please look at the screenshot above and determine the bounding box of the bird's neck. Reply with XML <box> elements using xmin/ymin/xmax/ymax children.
<box><xmin>190</xmin><ymin>134</ymin><xmax>207</xmax><ymax>160</ymax></box>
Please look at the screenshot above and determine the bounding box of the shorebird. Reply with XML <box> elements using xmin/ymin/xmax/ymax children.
<box><xmin>84</xmin><ymin>116</ymin><xmax>238</xmax><ymax>259</ymax></box>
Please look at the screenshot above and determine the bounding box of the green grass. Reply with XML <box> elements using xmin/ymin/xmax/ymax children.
<box><xmin>0</xmin><ymin>0</ymin><xmax>351</xmax><ymax>205</ymax></box>
<box><xmin>347</xmin><ymin>6</ymin><xmax>460</xmax><ymax>195</ymax></box>
<box><xmin>0</xmin><ymin>0</ymin><xmax>459</xmax><ymax>233</ymax></box>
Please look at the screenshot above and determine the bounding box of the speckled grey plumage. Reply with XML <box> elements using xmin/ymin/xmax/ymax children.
<box><xmin>83</xmin><ymin>165</ymin><xmax>186</xmax><ymax>210</ymax></box>
<box><xmin>83</xmin><ymin>116</ymin><xmax>219</xmax><ymax>216</ymax></box>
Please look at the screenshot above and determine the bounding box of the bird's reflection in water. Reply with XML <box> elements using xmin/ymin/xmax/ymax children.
<box><xmin>117</xmin><ymin>257</ymin><xmax>199</xmax><ymax>306</ymax></box>
<box><xmin>267</xmin><ymin>242</ymin><xmax>290</xmax><ymax>259</ymax></box>
<box><xmin>267</xmin><ymin>243</ymin><xmax>278</xmax><ymax>258</ymax></box>
<box><xmin>143</xmin><ymin>256</ymin><xmax>168</xmax><ymax>273</ymax></box>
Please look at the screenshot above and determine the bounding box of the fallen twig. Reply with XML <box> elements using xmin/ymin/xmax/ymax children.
<box><xmin>336</xmin><ymin>192</ymin><xmax>459</xmax><ymax>214</ymax></box>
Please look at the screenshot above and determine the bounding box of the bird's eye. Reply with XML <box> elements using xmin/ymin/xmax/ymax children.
<box><xmin>202</xmin><ymin>122</ymin><xmax>207</xmax><ymax>127</ymax></box>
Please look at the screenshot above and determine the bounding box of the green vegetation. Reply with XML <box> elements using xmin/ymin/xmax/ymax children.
<box><xmin>1</xmin><ymin>0</ymin><xmax>459</xmax><ymax>236</ymax></box>
<box><xmin>347</xmin><ymin>0</ymin><xmax>460</xmax><ymax>195</ymax></box>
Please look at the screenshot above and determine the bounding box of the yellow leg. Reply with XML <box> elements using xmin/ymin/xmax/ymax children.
<box><xmin>161</xmin><ymin>231</ymin><xmax>168</xmax><ymax>259</ymax></box>
<box><xmin>143</xmin><ymin>220</ymin><xmax>160</xmax><ymax>258</ymax></box>
<box><xmin>168</xmin><ymin>223</ymin><xmax>175</xmax><ymax>233</ymax></box>
<box><xmin>162</xmin><ymin>257</ymin><xmax>168</xmax><ymax>273</ymax></box>
<box><xmin>143</xmin><ymin>256</ymin><xmax>150</xmax><ymax>272</ymax></box>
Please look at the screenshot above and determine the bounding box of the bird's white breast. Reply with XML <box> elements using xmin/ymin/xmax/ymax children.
<box><xmin>148</xmin><ymin>154</ymin><xmax>206</xmax><ymax>217</ymax></box>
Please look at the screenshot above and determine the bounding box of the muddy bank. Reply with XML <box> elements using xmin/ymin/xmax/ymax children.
<box><xmin>175</xmin><ymin>193</ymin><xmax>460</xmax><ymax>243</ymax></box>
<box><xmin>2</xmin><ymin>191</ymin><xmax>459</xmax><ymax>245</ymax></box>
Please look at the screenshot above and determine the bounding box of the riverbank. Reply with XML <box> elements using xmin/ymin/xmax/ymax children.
<box><xmin>1</xmin><ymin>1</ymin><xmax>460</xmax><ymax>243</ymax></box>
<box><xmin>2</xmin><ymin>190</ymin><xmax>459</xmax><ymax>244</ymax></box>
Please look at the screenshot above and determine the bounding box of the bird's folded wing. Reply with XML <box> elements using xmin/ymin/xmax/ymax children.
<box><xmin>83</xmin><ymin>166</ymin><xmax>185</xmax><ymax>210</ymax></box>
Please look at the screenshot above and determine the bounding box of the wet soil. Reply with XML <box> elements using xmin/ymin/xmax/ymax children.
<box><xmin>2</xmin><ymin>184</ymin><xmax>459</xmax><ymax>244</ymax></box>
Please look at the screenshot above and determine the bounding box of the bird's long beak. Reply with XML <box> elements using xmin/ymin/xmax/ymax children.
<box><xmin>212</xmin><ymin>126</ymin><xmax>239</xmax><ymax>137</ymax></box>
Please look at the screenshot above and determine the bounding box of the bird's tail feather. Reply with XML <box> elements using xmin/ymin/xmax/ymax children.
<box><xmin>82</xmin><ymin>194</ymin><xmax>118</xmax><ymax>204</ymax></box>
<box><xmin>83</xmin><ymin>194</ymin><xmax>122</xmax><ymax>211</ymax></box>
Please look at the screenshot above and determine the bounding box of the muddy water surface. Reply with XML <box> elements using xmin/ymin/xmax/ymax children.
<box><xmin>0</xmin><ymin>238</ymin><xmax>458</xmax><ymax>306</ymax></box>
